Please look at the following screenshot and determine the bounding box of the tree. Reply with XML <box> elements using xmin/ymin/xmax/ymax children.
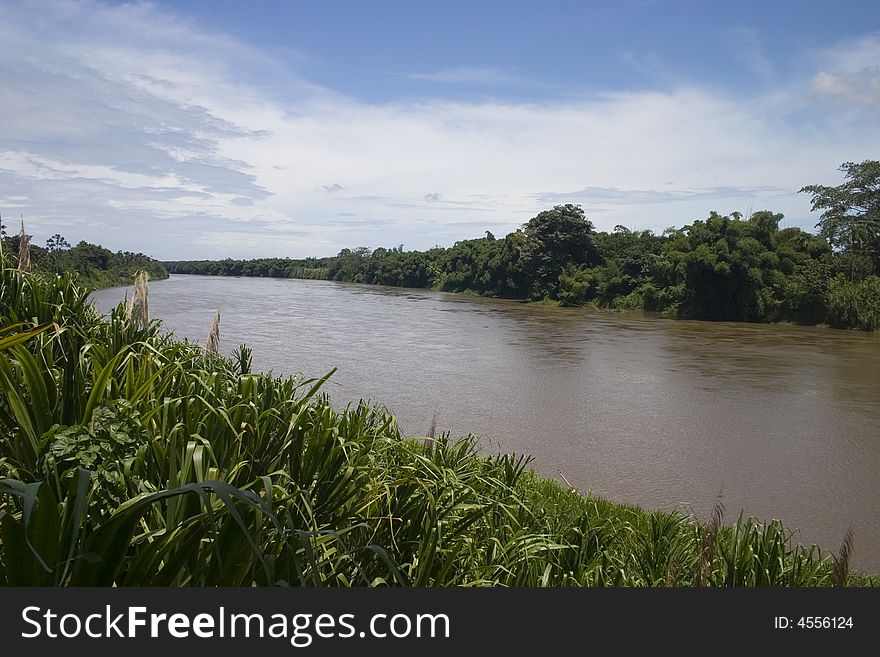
<box><xmin>328</xmin><ymin>246</ymin><xmax>371</xmax><ymax>282</ymax></box>
<box><xmin>521</xmin><ymin>204</ymin><xmax>599</xmax><ymax>299</ymax></box>
<box><xmin>800</xmin><ymin>160</ymin><xmax>880</xmax><ymax>278</ymax></box>
<box><xmin>46</xmin><ymin>234</ymin><xmax>71</xmax><ymax>252</ymax></box>
<box><xmin>655</xmin><ymin>210</ymin><xmax>824</xmax><ymax>322</ymax></box>
<box><xmin>71</xmin><ymin>240</ymin><xmax>112</xmax><ymax>270</ymax></box>
<box><xmin>45</xmin><ymin>234</ymin><xmax>71</xmax><ymax>270</ymax></box>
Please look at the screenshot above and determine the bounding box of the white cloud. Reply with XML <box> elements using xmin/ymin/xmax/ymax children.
<box><xmin>812</xmin><ymin>69</ymin><xmax>880</xmax><ymax>106</ymax></box>
<box><xmin>402</xmin><ymin>67</ymin><xmax>533</xmax><ymax>86</ymax></box>
<box><xmin>810</xmin><ymin>33</ymin><xmax>880</xmax><ymax>106</ymax></box>
<box><xmin>1</xmin><ymin>1</ymin><xmax>879</xmax><ymax>259</ymax></box>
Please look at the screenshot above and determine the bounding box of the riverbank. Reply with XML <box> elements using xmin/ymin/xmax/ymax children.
<box><xmin>6</xmin><ymin>267</ymin><xmax>878</xmax><ymax>585</ymax></box>
<box><xmin>2</xmin><ymin>232</ymin><xmax>169</xmax><ymax>291</ymax></box>
<box><xmin>165</xmin><ymin>269</ymin><xmax>880</xmax><ymax>334</ymax></box>
<box><xmin>163</xmin><ymin>204</ymin><xmax>880</xmax><ymax>332</ymax></box>
<box><xmin>73</xmin><ymin>266</ymin><xmax>169</xmax><ymax>290</ymax></box>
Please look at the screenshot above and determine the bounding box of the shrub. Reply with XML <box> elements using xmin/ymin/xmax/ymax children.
<box><xmin>824</xmin><ymin>275</ymin><xmax>880</xmax><ymax>330</ymax></box>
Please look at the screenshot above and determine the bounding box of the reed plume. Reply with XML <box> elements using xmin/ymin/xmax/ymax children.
<box><xmin>558</xmin><ymin>470</ymin><xmax>576</xmax><ymax>492</ymax></box>
<box><xmin>696</xmin><ymin>492</ymin><xmax>725</xmax><ymax>586</ymax></box>
<box><xmin>125</xmin><ymin>270</ymin><xmax>149</xmax><ymax>329</ymax></box>
<box><xmin>424</xmin><ymin>412</ymin><xmax>437</xmax><ymax>456</ymax></box>
<box><xmin>833</xmin><ymin>526</ymin><xmax>854</xmax><ymax>587</ymax></box>
<box><xmin>205</xmin><ymin>309</ymin><xmax>221</xmax><ymax>354</ymax></box>
<box><xmin>17</xmin><ymin>221</ymin><xmax>30</xmax><ymax>272</ymax></box>
<box><xmin>665</xmin><ymin>549</ymin><xmax>683</xmax><ymax>587</ymax></box>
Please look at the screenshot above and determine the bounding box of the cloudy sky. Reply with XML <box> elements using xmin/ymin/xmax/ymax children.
<box><xmin>1</xmin><ymin>0</ymin><xmax>879</xmax><ymax>260</ymax></box>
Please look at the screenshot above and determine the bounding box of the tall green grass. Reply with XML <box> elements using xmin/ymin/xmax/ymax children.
<box><xmin>0</xmin><ymin>263</ymin><xmax>874</xmax><ymax>586</ymax></box>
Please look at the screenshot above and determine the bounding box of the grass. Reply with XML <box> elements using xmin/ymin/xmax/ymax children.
<box><xmin>0</xmin><ymin>261</ymin><xmax>876</xmax><ymax>587</ymax></box>
<box><xmin>529</xmin><ymin>297</ymin><xmax>562</xmax><ymax>308</ymax></box>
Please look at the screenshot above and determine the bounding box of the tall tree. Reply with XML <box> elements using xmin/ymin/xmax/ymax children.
<box><xmin>800</xmin><ymin>160</ymin><xmax>880</xmax><ymax>278</ymax></box>
<box><xmin>521</xmin><ymin>204</ymin><xmax>599</xmax><ymax>299</ymax></box>
<box><xmin>46</xmin><ymin>234</ymin><xmax>71</xmax><ymax>252</ymax></box>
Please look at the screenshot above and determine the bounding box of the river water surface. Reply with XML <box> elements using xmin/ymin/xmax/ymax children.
<box><xmin>91</xmin><ymin>275</ymin><xmax>880</xmax><ymax>571</ymax></box>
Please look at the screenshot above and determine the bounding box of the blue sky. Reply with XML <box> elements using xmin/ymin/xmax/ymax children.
<box><xmin>162</xmin><ymin>0</ymin><xmax>878</xmax><ymax>101</ymax></box>
<box><xmin>1</xmin><ymin>0</ymin><xmax>878</xmax><ymax>259</ymax></box>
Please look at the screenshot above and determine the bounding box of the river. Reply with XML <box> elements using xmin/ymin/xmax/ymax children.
<box><xmin>90</xmin><ymin>274</ymin><xmax>880</xmax><ymax>571</ymax></box>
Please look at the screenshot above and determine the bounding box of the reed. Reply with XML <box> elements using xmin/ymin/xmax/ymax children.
<box><xmin>205</xmin><ymin>310</ymin><xmax>221</xmax><ymax>354</ymax></box>
<box><xmin>833</xmin><ymin>526</ymin><xmax>855</xmax><ymax>587</ymax></box>
<box><xmin>124</xmin><ymin>270</ymin><xmax>149</xmax><ymax>330</ymax></box>
<box><xmin>696</xmin><ymin>493</ymin><xmax>725</xmax><ymax>586</ymax></box>
<box><xmin>16</xmin><ymin>222</ymin><xmax>30</xmax><ymax>273</ymax></box>
<box><xmin>423</xmin><ymin>412</ymin><xmax>437</xmax><ymax>455</ymax></box>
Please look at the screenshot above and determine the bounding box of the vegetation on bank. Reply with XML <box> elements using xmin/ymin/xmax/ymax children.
<box><xmin>0</xmin><ymin>223</ymin><xmax>168</xmax><ymax>290</ymax></box>
<box><xmin>0</xmin><ymin>263</ymin><xmax>874</xmax><ymax>586</ymax></box>
<box><xmin>166</xmin><ymin>161</ymin><xmax>880</xmax><ymax>331</ymax></box>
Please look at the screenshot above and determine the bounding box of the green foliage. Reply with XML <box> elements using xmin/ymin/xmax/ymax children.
<box><xmin>329</xmin><ymin>247</ymin><xmax>372</xmax><ymax>282</ymax></box>
<box><xmin>780</xmin><ymin>259</ymin><xmax>835</xmax><ymax>325</ymax></box>
<box><xmin>656</xmin><ymin>211</ymin><xmax>831</xmax><ymax>322</ymax></box>
<box><xmin>39</xmin><ymin>402</ymin><xmax>149</xmax><ymax>521</ymax></box>
<box><xmin>363</xmin><ymin>247</ymin><xmax>441</xmax><ymax>288</ymax></box>
<box><xmin>556</xmin><ymin>265</ymin><xmax>595</xmax><ymax>306</ymax></box>
<box><xmin>4</xmin><ymin>233</ymin><xmax>168</xmax><ymax>290</ymax></box>
<box><xmin>521</xmin><ymin>204</ymin><xmax>600</xmax><ymax>300</ymax></box>
<box><xmin>824</xmin><ymin>275</ymin><xmax>880</xmax><ymax>331</ymax></box>
<box><xmin>166</xmin><ymin>256</ymin><xmax>330</xmax><ymax>280</ymax></box>
<box><xmin>801</xmin><ymin>160</ymin><xmax>880</xmax><ymax>275</ymax></box>
<box><xmin>436</xmin><ymin>234</ymin><xmax>527</xmax><ymax>297</ymax></box>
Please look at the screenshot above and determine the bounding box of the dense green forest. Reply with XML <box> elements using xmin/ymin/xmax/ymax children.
<box><xmin>0</xmin><ymin>224</ymin><xmax>168</xmax><ymax>290</ymax></box>
<box><xmin>0</xmin><ymin>262</ymin><xmax>873</xmax><ymax>586</ymax></box>
<box><xmin>167</xmin><ymin>161</ymin><xmax>880</xmax><ymax>331</ymax></box>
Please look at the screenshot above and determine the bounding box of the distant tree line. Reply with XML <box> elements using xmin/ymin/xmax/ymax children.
<box><xmin>165</xmin><ymin>161</ymin><xmax>880</xmax><ymax>331</ymax></box>
<box><xmin>0</xmin><ymin>226</ymin><xmax>168</xmax><ymax>290</ymax></box>
<box><xmin>165</xmin><ymin>256</ymin><xmax>332</xmax><ymax>281</ymax></box>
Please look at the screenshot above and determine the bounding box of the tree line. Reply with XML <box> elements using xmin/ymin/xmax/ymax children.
<box><xmin>165</xmin><ymin>161</ymin><xmax>880</xmax><ymax>330</ymax></box>
<box><xmin>166</xmin><ymin>256</ymin><xmax>333</xmax><ymax>280</ymax></box>
<box><xmin>0</xmin><ymin>226</ymin><xmax>168</xmax><ymax>290</ymax></box>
